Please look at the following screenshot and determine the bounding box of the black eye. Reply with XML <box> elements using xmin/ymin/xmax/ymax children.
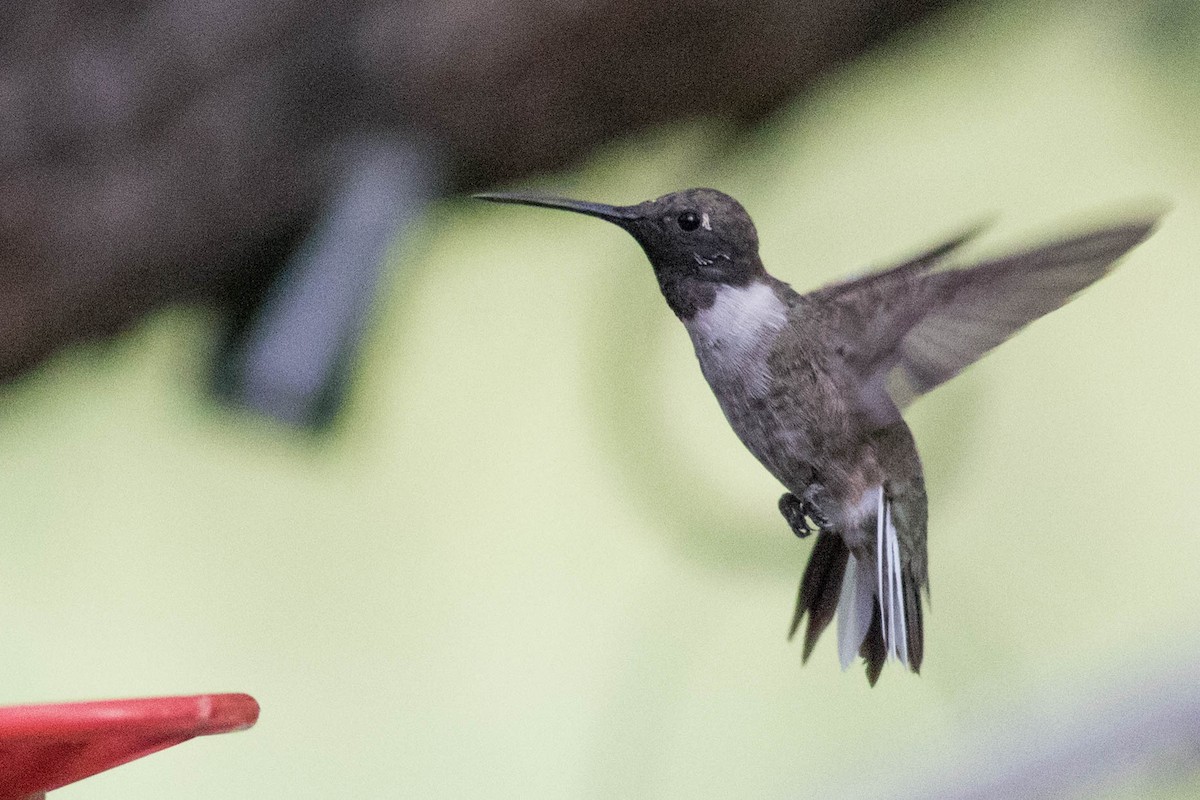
<box><xmin>677</xmin><ymin>211</ymin><xmax>701</xmax><ymax>231</ymax></box>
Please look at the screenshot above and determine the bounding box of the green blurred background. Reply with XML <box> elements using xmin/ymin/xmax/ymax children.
<box><xmin>5</xmin><ymin>0</ymin><xmax>1200</xmax><ymax>797</ymax></box>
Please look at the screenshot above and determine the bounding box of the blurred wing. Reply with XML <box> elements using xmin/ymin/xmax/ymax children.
<box><xmin>808</xmin><ymin>220</ymin><xmax>990</xmax><ymax>301</ymax></box>
<box><xmin>811</xmin><ymin>218</ymin><xmax>1159</xmax><ymax>424</ymax></box>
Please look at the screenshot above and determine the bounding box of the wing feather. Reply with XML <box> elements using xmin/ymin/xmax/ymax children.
<box><xmin>810</xmin><ymin>217</ymin><xmax>1159</xmax><ymax>421</ymax></box>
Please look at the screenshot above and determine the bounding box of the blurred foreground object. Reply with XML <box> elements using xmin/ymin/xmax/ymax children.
<box><xmin>0</xmin><ymin>693</ymin><xmax>259</xmax><ymax>800</ymax></box>
<box><xmin>0</xmin><ymin>0</ymin><xmax>951</xmax><ymax>427</ymax></box>
<box><xmin>894</xmin><ymin>663</ymin><xmax>1200</xmax><ymax>799</ymax></box>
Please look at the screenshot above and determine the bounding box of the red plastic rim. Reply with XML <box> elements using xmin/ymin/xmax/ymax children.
<box><xmin>0</xmin><ymin>693</ymin><xmax>259</xmax><ymax>799</ymax></box>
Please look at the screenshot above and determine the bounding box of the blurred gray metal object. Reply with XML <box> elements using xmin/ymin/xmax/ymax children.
<box><xmin>214</xmin><ymin>134</ymin><xmax>440</xmax><ymax>427</ymax></box>
<box><xmin>0</xmin><ymin>0</ymin><xmax>953</xmax><ymax>426</ymax></box>
<box><xmin>891</xmin><ymin>664</ymin><xmax>1200</xmax><ymax>800</ymax></box>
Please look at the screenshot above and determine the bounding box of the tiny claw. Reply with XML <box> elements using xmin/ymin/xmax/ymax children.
<box><xmin>801</xmin><ymin>484</ymin><xmax>832</xmax><ymax>531</ymax></box>
<box><xmin>804</xmin><ymin>502</ymin><xmax>830</xmax><ymax>531</ymax></box>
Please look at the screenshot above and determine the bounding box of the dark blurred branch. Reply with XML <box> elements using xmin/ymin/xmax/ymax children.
<box><xmin>0</xmin><ymin>0</ymin><xmax>954</xmax><ymax>423</ymax></box>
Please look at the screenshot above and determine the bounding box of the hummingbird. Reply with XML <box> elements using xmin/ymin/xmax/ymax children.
<box><xmin>475</xmin><ymin>188</ymin><xmax>1157</xmax><ymax>684</ymax></box>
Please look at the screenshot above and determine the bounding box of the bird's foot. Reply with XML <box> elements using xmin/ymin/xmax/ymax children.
<box><xmin>779</xmin><ymin>492</ymin><xmax>826</xmax><ymax>538</ymax></box>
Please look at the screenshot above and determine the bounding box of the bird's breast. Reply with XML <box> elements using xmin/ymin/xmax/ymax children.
<box><xmin>683</xmin><ymin>280</ymin><xmax>789</xmax><ymax>399</ymax></box>
<box><xmin>682</xmin><ymin>280</ymin><xmax>822</xmax><ymax>489</ymax></box>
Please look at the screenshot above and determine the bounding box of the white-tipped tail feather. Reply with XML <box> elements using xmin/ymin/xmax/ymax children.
<box><xmin>835</xmin><ymin>486</ymin><xmax>912</xmax><ymax>671</ymax></box>
<box><xmin>836</xmin><ymin>552</ymin><xmax>874</xmax><ymax>669</ymax></box>
<box><xmin>876</xmin><ymin>487</ymin><xmax>910</xmax><ymax>666</ymax></box>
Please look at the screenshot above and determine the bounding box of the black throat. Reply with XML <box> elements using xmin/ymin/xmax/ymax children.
<box><xmin>650</xmin><ymin>253</ymin><xmax>765</xmax><ymax>320</ymax></box>
<box><xmin>656</xmin><ymin>273</ymin><xmax>718</xmax><ymax>320</ymax></box>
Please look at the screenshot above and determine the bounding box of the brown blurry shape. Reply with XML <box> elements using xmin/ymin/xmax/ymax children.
<box><xmin>0</xmin><ymin>0</ymin><xmax>951</xmax><ymax>398</ymax></box>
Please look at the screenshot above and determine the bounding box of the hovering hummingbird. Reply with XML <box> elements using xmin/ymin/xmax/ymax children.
<box><xmin>476</xmin><ymin>188</ymin><xmax>1157</xmax><ymax>684</ymax></box>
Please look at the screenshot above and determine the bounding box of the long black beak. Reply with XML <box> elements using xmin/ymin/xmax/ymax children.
<box><xmin>474</xmin><ymin>191</ymin><xmax>640</xmax><ymax>226</ymax></box>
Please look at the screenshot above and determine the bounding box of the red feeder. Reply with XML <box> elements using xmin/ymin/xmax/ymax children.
<box><xmin>0</xmin><ymin>693</ymin><xmax>259</xmax><ymax>800</ymax></box>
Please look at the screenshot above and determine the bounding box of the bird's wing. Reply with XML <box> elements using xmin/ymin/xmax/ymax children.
<box><xmin>808</xmin><ymin>217</ymin><xmax>1159</xmax><ymax>426</ymax></box>
<box><xmin>807</xmin><ymin>220</ymin><xmax>991</xmax><ymax>302</ymax></box>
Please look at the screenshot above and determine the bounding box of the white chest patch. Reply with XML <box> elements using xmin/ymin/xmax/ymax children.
<box><xmin>683</xmin><ymin>281</ymin><xmax>789</xmax><ymax>396</ymax></box>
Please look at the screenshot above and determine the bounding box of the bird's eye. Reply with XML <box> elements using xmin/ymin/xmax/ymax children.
<box><xmin>677</xmin><ymin>211</ymin><xmax>701</xmax><ymax>232</ymax></box>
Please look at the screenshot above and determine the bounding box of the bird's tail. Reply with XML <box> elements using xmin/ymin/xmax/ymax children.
<box><xmin>790</xmin><ymin>487</ymin><xmax>924</xmax><ymax>685</ymax></box>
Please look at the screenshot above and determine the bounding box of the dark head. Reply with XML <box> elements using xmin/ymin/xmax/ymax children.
<box><xmin>475</xmin><ymin>188</ymin><xmax>765</xmax><ymax>318</ymax></box>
